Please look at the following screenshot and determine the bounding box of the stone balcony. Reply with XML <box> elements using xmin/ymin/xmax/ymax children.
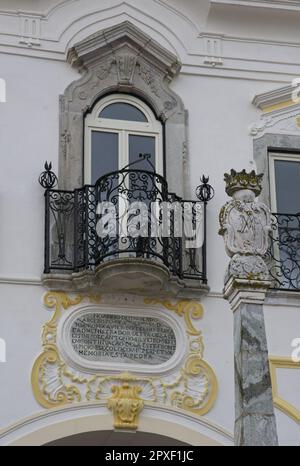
<box><xmin>39</xmin><ymin>158</ymin><xmax>214</xmax><ymax>298</ymax></box>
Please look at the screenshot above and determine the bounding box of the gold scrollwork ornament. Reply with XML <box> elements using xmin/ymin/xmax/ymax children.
<box><xmin>107</xmin><ymin>374</ymin><xmax>144</xmax><ymax>430</ymax></box>
<box><xmin>31</xmin><ymin>292</ymin><xmax>218</xmax><ymax>429</ymax></box>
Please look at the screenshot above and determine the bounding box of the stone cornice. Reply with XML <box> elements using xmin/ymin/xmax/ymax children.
<box><xmin>252</xmin><ymin>84</ymin><xmax>299</xmax><ymax>112</ymax></box>
<box><xmin>0</xmin><ymin>2</ymin><xmax>299</xmax><ymax>82</ymax></box>
<box><xmin>67</xmin><ymin>21</ymin><xmax>181</xmax><ymax>78</ymax></box>
<box><xmin>212</xmin><ymin>0</ymin><xmax>300</xmax><ymax>11</ymax></box>
<box><xmin>3</xmin><ymin>0</ymin><xmax>300</xmax><ymax>16</ymax></box>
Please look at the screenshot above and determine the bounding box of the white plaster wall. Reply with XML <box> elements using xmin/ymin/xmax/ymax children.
<box><xmin>264</xmin><ymin>303</ymin><xmax>300</xmax><ymax>357</ymax></box>
<box><xmin>274</xmin><ymin>410</ymin><xmax>300</xmax><ymax>447</ymax></box>
<box><xmin>208</xmin><ymin>4</ymin><xmax>300</xmax><ymax>43</ymax></box>
<box><xmin>200</xmin><ymin>295</ymin><xmax>234</xmax><ymax>433</ymax></box>
<box><xmin>0</xmin><ymin>284</ymin><xmax>47</xmax><ymax>427</ymax></box>
<box><xmin>0</xmin><ymin>53</ymin><xmax>78</xmax><ymax>277</ymax></box>
<box><xmin>0</xmin><ymin>0</ymin><xmax>299</xmax><ymax>445</ymax></box>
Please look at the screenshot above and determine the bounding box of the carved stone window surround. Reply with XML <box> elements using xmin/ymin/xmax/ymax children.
<box><xmin>253</xmin><ymin>134</ymin><xmax>300</xmax><ymax>207</ymax></box>
<box><xmin>59</xmin><ymin>21</ymin><xmax>189</xmax><ymax>198</ymax></box>
<box><xmin>252</xmin><ymin>85</ymin><xmax>300</xmax><ymax>207</ymax></box>
<box><xmin>45</xmin><ymin>22</ymin><xmax>208</xmax><ymax>297</ymax></box>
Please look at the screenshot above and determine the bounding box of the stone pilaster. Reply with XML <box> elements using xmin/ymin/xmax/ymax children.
<box><xmin>220</xmin><ymin>170</ymin><xmax>278</xmax><ymax>446</ymax></box>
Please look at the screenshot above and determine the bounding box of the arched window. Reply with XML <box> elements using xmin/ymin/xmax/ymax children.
<box><xmin>84</xmin><ymin>94</ymin><xmax>163</xmax><ymax>184</ymax></box>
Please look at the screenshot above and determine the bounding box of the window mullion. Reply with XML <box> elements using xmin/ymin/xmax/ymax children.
<box><xmin>119</xmin><ymin>130</ymin><xmax>128</xmax><ymax>169</ymax></box>
<box><xmin>156</xmin><ymin>134</ymin><xmax>163</xmax><ymax>176</ymax></box>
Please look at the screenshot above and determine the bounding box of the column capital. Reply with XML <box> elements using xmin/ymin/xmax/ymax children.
<box><xmin>224</xmin><ymin>276</ymin><xmax>271</xmax><ymax>312</ymax></box>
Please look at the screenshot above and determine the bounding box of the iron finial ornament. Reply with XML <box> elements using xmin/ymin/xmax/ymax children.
<box><xmin>196</xmin><ymin>176</ymin><xmax>215</xmax><ymax>203</ymax></box>
<box><xmin>39</xmin><ymin>162</ymin><xmax>58</xmax><ymax>189</ymax></box>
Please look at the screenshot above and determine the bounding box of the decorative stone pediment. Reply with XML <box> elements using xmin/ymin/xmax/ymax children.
<box><xmin>63</xmin><ymin>21</ymin><xmax>181</xmax><ymax>115</ymax></box>
<box><xmin>60</xmin><ymin>21</ymin><xmax>186</xmax><ymax>194</ymax></box>
<box><xmin>67</xmin><ymin>21</ymin><xmax>181</xmax><ymax>80</ymax></box>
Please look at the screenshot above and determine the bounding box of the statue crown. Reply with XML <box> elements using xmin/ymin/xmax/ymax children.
<box><xmin>224</xmin><ymin>169</ymin><xmax>263</xmax><ymax>197</ymax></box>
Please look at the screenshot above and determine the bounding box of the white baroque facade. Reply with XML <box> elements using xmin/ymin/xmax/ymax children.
<box><xmin>0</xmin><ymin>0</ymin><xmax>299</xmax><ymax>446</ymax></box>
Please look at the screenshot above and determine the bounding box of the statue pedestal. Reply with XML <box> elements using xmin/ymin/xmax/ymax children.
<box><xmin>220</xmin><ymin>170</ymin><xmax>278</xmax><ymax>446</ymax></box>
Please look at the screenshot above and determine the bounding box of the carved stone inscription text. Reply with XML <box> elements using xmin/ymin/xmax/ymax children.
<box><xmin>71</xmin><ymin>313</ymin><xmax>176</xmax><ymax>365</ymax></box>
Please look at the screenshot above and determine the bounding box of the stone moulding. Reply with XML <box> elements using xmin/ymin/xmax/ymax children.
<box><xmin>41</xmin><ymin>258</ymin><xmax>210</xmax><ymax>299</ymax></box>
<box><xmin>250</xmin><ymin>84</ymin><xmax>300</xmax><ymax>138</ymax></box>
<box><xmin>252</xmin><ymin>84</ymin><xmax>297</xmax><ymax>113</ymax></box>
<box><xmin>66</xmin><ymin>21</ymin><xmax>181</xmax><ymax>79</ymax></box>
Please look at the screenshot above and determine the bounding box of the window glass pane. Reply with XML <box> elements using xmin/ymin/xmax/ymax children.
<box><xmin>129</xmin><ymin>135</ymin><xmax>156</xmax><ymax>171</ymax></box>
<box><xmin>91</xmin><ymin>131</ymin><xmax>118</xmax><ymax>184</ymax></box>
<box><xmin>99</xmin><ymin>103</ymin><xmax>148</xmax><ymax>122</ymax></box>
<box><xmin>275</xmin><ymin>160</ymin><xmax>300</xmax><ymax>214</ymax></box>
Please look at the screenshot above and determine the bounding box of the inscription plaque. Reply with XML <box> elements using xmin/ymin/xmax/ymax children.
<box><xmin>71</xmin><ymin>313</ymin><xmax>177</xmax><ymax>365</ymax></box>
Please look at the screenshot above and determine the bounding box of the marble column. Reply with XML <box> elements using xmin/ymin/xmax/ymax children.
<box><xmin>220</xmin><ymin>170</ymin><xmax>278</xmax><ymax>446</ymax></box>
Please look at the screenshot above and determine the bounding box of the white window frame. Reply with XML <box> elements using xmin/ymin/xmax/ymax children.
<box><xmin>84</xmin><ymin>94</ymin><xmax>163</xmax><ymax>184</ymax></box>
<box><xmin>269</xmin><ymin>152</ymin><xmax>300</xmax><ymax>213</ymax></box>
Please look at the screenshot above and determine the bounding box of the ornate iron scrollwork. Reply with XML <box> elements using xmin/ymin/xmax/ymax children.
<box><xmin>196</xmin><ymin>176</ymin><xmax>215</xmax><ymax>203</ymax></box>
<box><xmin>41</xmin><ymin>157</ymin><xmax>213</xmax><ymax>282</ymax></box>
<box><xmin>267</xmin><ymin>213</ymin><xmax>300</xmax><ymax>290</ymax></box>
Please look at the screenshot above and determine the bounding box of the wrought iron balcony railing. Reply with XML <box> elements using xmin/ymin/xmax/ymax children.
<box><xmin>40</xmin><ymin>158</ymin><xmax>214</xmax><ymax>284</ymax></box>
<box><xmin>267</xmin><ymin>212</ymin><xmax>300</xmax><ymax>291</ymax></box>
